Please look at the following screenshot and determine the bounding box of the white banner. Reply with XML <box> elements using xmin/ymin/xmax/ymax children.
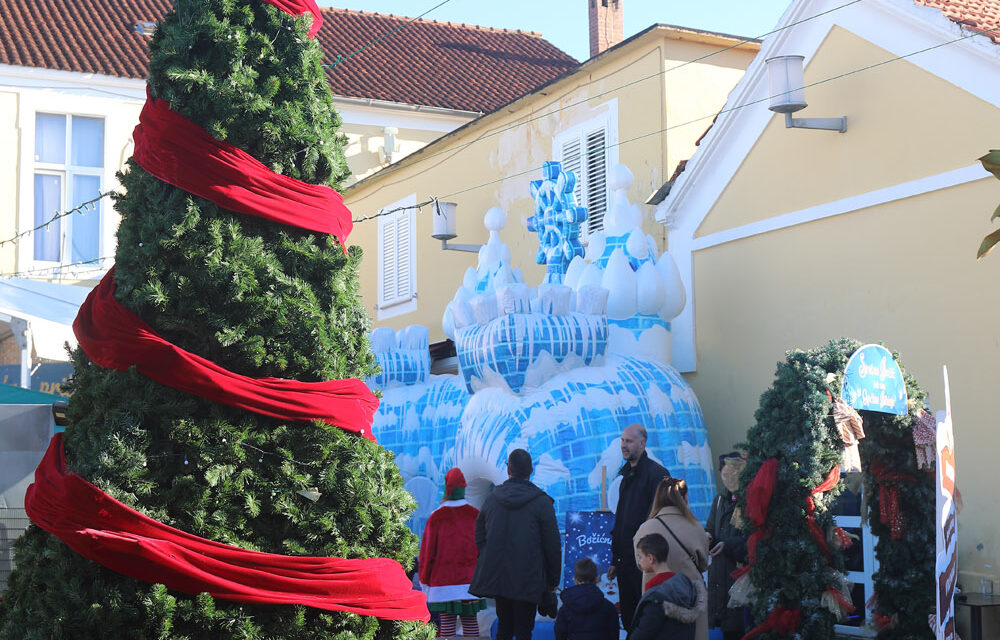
<box><xmin>935</xmin><ymin>366</ymin><xmax>957</xmax><ymax>640</ymax></box>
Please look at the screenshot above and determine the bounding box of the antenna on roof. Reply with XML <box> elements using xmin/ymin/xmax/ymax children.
<box><xmin>134</xmin><ymin>21</ymin><xmax>156</xmax><ymax>36</ymax></box>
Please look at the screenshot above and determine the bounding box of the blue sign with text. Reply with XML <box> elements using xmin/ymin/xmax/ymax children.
<box><xmin>563</xmin><ymin>511</ymin><xmax>616</xmax><ymax>595</ymax></box>
<box><xmin>841</xmin><ymin>344</ymin><xmax>907</xmax><ymax>415</ymax></box>
<box><xmin>0</xmin><ymin>363</ymin><xmax>73</xmax><ymax>398</ymax></box>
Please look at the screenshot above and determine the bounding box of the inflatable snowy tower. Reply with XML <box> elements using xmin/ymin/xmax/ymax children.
<box><xmin>370</xmin><ymin>161</ymin><xmax>714</xmax><ymax>535</ymax></box>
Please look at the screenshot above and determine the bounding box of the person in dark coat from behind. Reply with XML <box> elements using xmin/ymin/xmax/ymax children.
<box><xmin>705</xmin><ymin>453</ymin><xmax>748</xmax><ymax>640</ymax></box>
<box><xmin>554</xmin><ymin>558</ymin><xmax>619</xmax><ymax>640</ymax></box>
<box><xmin>627</xmin><ymin>534</ymin><xmax>705</xmax><ymax>640</ymax></box>
<box><xmin>469</xmin><ymin>449</ymin><xmax>561</xmax><ymax>640</ymax></box>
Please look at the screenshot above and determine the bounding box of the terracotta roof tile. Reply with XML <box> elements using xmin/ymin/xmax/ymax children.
<box><xmin>0</xmin><ymin>0</ymin><xmax>578</xmax><ymax>113</ymax></box>
<box><xmin>915</xmin><ymin>0</ymin><xmax>1000</xmax><ymax>43</ymax></box>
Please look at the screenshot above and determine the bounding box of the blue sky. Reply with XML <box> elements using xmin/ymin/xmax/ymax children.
<box><xmin>316</xmin><ymin>1</ymin><xmax>793</xmax><ymax>62</ymax></box>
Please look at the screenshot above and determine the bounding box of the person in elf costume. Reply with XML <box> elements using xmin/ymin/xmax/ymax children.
<box><xmin>419</xmin><ymin>468</ymin><xmax>486</xmax><ymax>637</ymax></box>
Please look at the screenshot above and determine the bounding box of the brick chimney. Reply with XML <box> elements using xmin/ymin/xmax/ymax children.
<box><xmin>589</xmin><ymin>0</ymin><xmax>623</xmax><ymax>58</ymax></box>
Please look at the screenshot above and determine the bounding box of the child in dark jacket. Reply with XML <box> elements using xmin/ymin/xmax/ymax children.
<box><xmin>627</xmin><ymin>534</ymin><xmax>706</xmax><ymax>640</ymax></box>
<box><xmin>554</xmin><ymin>558</ymin><xmax>619</xmax><ymax>640</ymax></box>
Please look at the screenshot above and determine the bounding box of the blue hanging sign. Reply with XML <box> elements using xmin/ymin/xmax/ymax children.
<box><xmin>841</xmin><ymin>344</ymin><xmax>908</xmax><ymax>415</ymax></box>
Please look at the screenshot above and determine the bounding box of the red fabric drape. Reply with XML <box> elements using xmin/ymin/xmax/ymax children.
<box><xmin>730</xmin><ymin>459</ymin><xmax>779</xmax><ymax>580</ymax></box>
<box><xmin>745</xmin><ymin>458</ymin><xmax>778</xmax><ymax>527</ymax></box>
<box><xmin>25</xmin><ymin>434</ymin><xmax>428</xmax><ymax>621</ymax></box>
<box><xmin>260</xmin><ymin>0</ymin><xmax>323</xmax><ymax>37</ymax></box>
<box><xmin>870</xmin><ymin>461</ymin><xmax>915</xmax><ymax>540</ymax></box>
<box><xmin>132</xmin><ymin>88</ymin><xmax>353</xmax><ymax>250</ymax></box>
<box><xmin>742</xmin><ymin>606</ymin><xmax>801</xmax><ymax>639</ymax></box>
<box><xmin>731</xmin><ymin>527</ymin><xmax>770</xmax><ymax>580</ymax></box>
<box><xmin>805</xmin><ymin>466</ymin><xmax>840</xmax><ymax>558</ymax></box>
<box><xmin>74</xmin><ymin>269</ymin><xmax>378</xmax><ymax>440</ymax></box>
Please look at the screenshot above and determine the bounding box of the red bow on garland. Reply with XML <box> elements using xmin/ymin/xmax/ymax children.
<box><xmin>805</xmin><ymin>466</ymin><xmax>840</xmax><ymax>558</ymax></box>
<box><xmin>742</xmin><ymin>606</ymin><xmax>802</xmax><ymax>639</ymax></box>
<box><xmin>731</xmin><ymin>458</ymin><xmax>778</xmax><ymax>580</ymax></box>
<box><xmin>869</xmin><ymin>460</ymin><xmax>916</xmax><ymax>539</ymax></box>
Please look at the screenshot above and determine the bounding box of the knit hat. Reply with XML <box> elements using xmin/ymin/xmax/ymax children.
<box><xmin>444</xmin><ymin>468</ymin><xmax>467</xmax><ymax>500</ymax></box>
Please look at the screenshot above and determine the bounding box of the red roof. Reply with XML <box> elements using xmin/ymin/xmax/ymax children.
<box><xmin>0</xmin><ymin>0</ymin><xmax>578</xmax><ymax>113</ymax></box>
<box><xmin>915</xmin><ymin>0</ymin><xmax>1000</xmax><ymax>43</ymax></box>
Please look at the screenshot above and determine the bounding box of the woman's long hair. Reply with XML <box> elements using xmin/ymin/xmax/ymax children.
<box><xmin>648</xmin><ymin>477</ymin><xmax>699</xmax><ymax>523</ymax></box>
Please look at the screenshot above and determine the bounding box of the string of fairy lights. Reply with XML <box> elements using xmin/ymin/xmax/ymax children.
<box><xmin>1</xmin><ymin>7</ymin><xmax>994</xmax><ymax>258</ymax></box>
<box><xmin>4</xmin><ymin>2</ymin><xmax>995</xmax><ymax>475</ymax></box>
<box><xmin>0</xmin><ymin>0</ymin><xmax>869</xmax><ymax>278</ymax></box>
<box><xmin>9</xmin><ymin>16</ymin><xmax>995</xmax><ymax>278</ymax></box>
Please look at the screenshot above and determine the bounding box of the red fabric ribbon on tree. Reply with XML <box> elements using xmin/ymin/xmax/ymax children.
<box><xmin>25</xmin><ymin>434</ymin><xmax>428</xmax><ymax>621</ymax></box>
<box><xmin>730</xmin><ymin>458</ymin><xmax>778</xmax><ymax>580</ymax></box>
<box><xmin>731</xmin><ymin>526</ymin><xmax>770</xmax><ymax>580</ymax></box>
<box><xmin>74</xmin><ymin>269</ymin><xmax>378</xmax><ymax>441</ymax></box>
<box><xmin>869</xmin><ymin>460</ymin><xmax>915</xmax><ymax>539</ymax></box>
<box><xmin>805</xmin><ymin>465</ymin><xmax>840</xmax><ymax>558</ymax></box>
<box><xmin>742</xmin><ymin>606</ymin><xmax>802</xmax><ymax>639</ymax></box>
<box><xmin>745</xmin><ymin>458</ymin><xmax>778</xmax><ymax>527</ymax></box>
<box><xmin>132</xmin><ymin>87</ymin><xmax>354</xmax><ymax>251</ymax></box>
<box><xmin>260</xmin><ymin>0</ymin><xmax>323</xmax><ymax>37</ymax></box>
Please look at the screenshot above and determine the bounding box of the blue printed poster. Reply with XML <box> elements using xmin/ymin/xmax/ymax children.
<box><xmin>841</xmin><ymin>344</ymin><xmax>908</xmax><ymax>415</ymax></box>
<box><xmin>563</xmin><ymin>511</ymin><xmax>618</xmax><ymax>606</ymax></box>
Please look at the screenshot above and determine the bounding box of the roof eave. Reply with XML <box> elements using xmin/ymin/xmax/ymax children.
<box><xmin>344</xmin><ymin>24</ymin><xmax>760</xmax><ymax>197</ymax></box>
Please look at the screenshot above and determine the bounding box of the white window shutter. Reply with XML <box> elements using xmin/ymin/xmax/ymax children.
<box><xmin>584</xmin><ymin>127</ymin><xmax>608</xmax><ymax>233</ymax></box>
<box><xmin>394</xmin><ymin>210</ymin><xmax>411</xmax><ymax>300</ymax></box>
<box><xmin>378</xmin><ymin>207</ymin><xmax>415</xmax><ymax>309</ymax></box>
<box><xmin>380</xmin><ymin>212</ymin><xmax>398</xmax><ymax>306</ymax></box>
<box><xmin>560</xmin><ymin>137</ymin><xmax>583</xmax><ymax>207</ymax></box>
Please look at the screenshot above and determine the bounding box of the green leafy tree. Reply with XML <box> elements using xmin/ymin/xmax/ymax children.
<box><xmin>0</xmin><ymin>2</ymin><xmax>430</xmax><ymax>639</ymax></box>
<box><xmin>977</xmin><ymin>150</ymin><xmax>1000</xmax><ymax>258</ymax></box>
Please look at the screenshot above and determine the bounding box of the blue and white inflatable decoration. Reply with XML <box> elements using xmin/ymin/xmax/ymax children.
<box><xmin>370</xmin><ymin>162</ymin><xmax>714</xmax><ymax>536</ymax></box>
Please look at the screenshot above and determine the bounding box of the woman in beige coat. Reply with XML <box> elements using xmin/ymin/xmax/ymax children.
<box><xmin>633</xmin><ymin>477</ymin><xmax>710</xmax><ymax>640</ymax></box>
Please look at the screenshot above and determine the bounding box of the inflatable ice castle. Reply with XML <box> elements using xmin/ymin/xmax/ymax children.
<box><xmin>369</xmin><ymin>162</ymin><xmax>714</xmax><ymax>536</ymax></box>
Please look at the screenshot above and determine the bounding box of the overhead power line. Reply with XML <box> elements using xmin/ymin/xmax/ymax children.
<box><xmin>389</xmin><ymin>0</ymin><xmax>865</xmax><ymax>170</ymax></box>
<box><xmin>428</xmin><ymin>20</ymin><xmax>1000</xmax><ymax>202</ymax></box>
<box><xmin>324</xmin><ymin>0</ymin><xmax>454</xmax><ymax>70</ymax></box>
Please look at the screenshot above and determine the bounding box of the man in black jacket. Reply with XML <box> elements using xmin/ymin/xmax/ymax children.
<box><xmin>608</xmin><ymin>424</ymin><xmax>670</xmax><ymax>631</ymax></box>
<box><xmin>470</xmin><ymin>449</ymin><xmax>561</xmax><ymax>640</ymax></box>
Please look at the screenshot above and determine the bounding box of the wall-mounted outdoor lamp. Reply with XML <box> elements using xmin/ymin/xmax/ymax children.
<box><xmin>379</xmin><ymin>126</ymin><xmax>399</xmax><ymax>164</ymax></box>
<box><xmin>765</xmin><ymin>55</ymin><xmax>847</xmax><ymax>133</ymax></box>
<box><xmin>432</xmin><ymin>200</ymin><xmax>483</xmax><ymax>252</ymax></box>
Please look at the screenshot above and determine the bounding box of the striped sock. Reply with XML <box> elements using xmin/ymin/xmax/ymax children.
<box><xmin>459</xmin><ymin>614</ymin><xmax>479</xmax><ymax>636</ymax></box>
<box><xmin>437</xmin><ymin>613</ymin><xmax>457</xmax><ymax>637</ymax></box>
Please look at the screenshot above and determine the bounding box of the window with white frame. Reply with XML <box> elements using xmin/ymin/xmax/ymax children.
<box><xmin>32</xmin><ymin>112</ymin><xmax>105</xmax><ymax>265</ymax></box>
<box><xmin>553</xmin><ymin>105</ymin><xmax>617</xmax><ymax>236</ymax></box>
<box><xmin>831</xmin><ymin>472</ymin><xmax>878</xmax><ymax>637</ymax></box>
<box><xmin>377</xmin><ymin>194</ymin><xmax>416</xmax><ymax>318</ymax></box>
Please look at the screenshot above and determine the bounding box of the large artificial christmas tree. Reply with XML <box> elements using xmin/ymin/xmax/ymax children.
<box><xmin>0</xmin><ymin>1</ymin><xmax>431</xmax><ymax>638</ymax></box>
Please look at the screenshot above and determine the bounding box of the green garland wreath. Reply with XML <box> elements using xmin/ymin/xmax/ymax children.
<box><xmin>735</xmin><ymin>338</ymin><xmax>935</xmax><ymax>639</ymax></box>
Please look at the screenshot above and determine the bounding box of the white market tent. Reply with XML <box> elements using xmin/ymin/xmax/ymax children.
<box><xmin>0</xmin><ymin>278</ymin><xmax>92</xmax><ymax>387</ymax></box>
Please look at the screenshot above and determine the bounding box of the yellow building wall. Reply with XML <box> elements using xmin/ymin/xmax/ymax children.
<box><xmin>682</xmin><ymin>24</ymin><xmax>1000</xmax><ymax>623</ymax></box>
<box><xmin>662</xmin><ymin>38</ymin><xmax>757</xmax><ymax>183</ymax></box>
<box><xmin>0</xmin><ymin>90</ymin><xmax>19</xmax><ymax>273</ymax></box>
<box><xmin>345</xmin><ymin>122</ymin><xmax>463</xmax><ymax>185</ymax></box>
<box><xmin>698</xmin><ymin>27</ymin><xmax>999</xmax><ymax>237</ymax></box>
<box><xmin>346</xmin><ymin>29</ymin><xmax>757</xmax><ymax>342</ymax></box>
